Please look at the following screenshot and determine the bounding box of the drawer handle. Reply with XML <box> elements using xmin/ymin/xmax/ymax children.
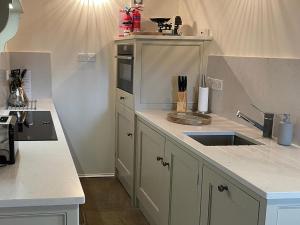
<box><xmin>120</xmin><ymin>96</ymin><xmax>125</xmax><ymax>100</ymax></box>
<box><xmin>127</xmin><ymin>133</ymin><xmax>133</xmax><ymax>137</ymax></box>
<box><xmin>162</xmin><ymin>161</ymin><xmax>170</xmax><ymax>168</ymax></box>
<box><xmin>218</xmin><ymin>185</ymin><xmax>229</xmax><ymax>192</ymax></box>
<box><xmin>157</xmin><ymin>156</ymin><xmax>163</xmax><ymax>162</ymax></box>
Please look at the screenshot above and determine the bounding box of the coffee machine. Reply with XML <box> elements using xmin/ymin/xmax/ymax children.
<box><xmin>0</xmin><ymin>116</ymin><xmax>18</xmax><ymax>165</ymax></box>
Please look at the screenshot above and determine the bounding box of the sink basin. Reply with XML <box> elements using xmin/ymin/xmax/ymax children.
<box><xmin>185</xmin><ymin>132</ymin><xmax>263</xmax><ymax>146</ymax></box>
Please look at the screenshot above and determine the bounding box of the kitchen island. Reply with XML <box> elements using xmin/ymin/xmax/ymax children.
<box><xmin>135</xmin><ymin>110</ymin><xmax>300</xmax><ymax>225</ymax></box>
<box><xmin>0</xmin><ymin>99</ymin><xmax>85</xmax><ymax>225</ymax></box>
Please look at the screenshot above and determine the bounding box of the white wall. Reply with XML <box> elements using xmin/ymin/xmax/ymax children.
<box><xmin>7</xmin><ymin>0</ymin><xmax>130</xmax><ymax>176</ymax></box>
<box><xmin>178</xmin><ymin>0</ymin><xmax>300</xmax><ymax>58</ymax></box>
<box><xmin>6</xmin><ymin>0</ymin><xmax>177</xmax><ymax>176</ymax></box>
<box><xmin>7</xmin><ymin>0</ymin><xmax>300</xmax><ymax>174</ymax></box>
<box><xmin>179</xmin><ymin>0</ymin><xmax>300</xmax><ymax>144</ymax></box>
<box><xmin>0</xmin><ymin>53</ymin><xmax>10</xmax><ymax>107</ymax></box>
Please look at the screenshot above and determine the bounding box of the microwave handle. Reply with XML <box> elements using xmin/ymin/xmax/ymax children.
<box><xmin>115</xmin><ymin>56</ymin><xmax>134</xmax><ymax>60</ymax></box>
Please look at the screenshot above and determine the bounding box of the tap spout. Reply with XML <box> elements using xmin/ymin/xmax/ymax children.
<box><xmin>236</xmin><ymin>110</ymin><xmax>264</xmax><ymax>131</ymax></box>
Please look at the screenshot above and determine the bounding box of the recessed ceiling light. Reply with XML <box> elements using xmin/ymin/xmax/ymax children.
<box><xmin>9</xmin><ymin>3</ymin><xmax>13</xmax><ymax>9</ymax></box>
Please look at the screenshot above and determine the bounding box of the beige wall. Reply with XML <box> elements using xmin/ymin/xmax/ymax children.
<box><xmin>0</xmin><ymin>53</ymin><xmax>10</xmax><ymax>107</ymax></box>
<box><xmin>7</xmin><ymin>0</ymin><xmax>178</xmax><ymax>176</ymax></box>
<box><xmin>7</xmin><ymin>0</ymin><xmax>129</xmax><ymax>176</ymax></box>
<box><xmin>179</xmin><ymin>0</ymin><xmax>300</xmax><ymax>58</ymax></box>
<box><xmin>6</xmin><ymin>0</ymin><xmax>300</xmax><ymax>174</ymax></box>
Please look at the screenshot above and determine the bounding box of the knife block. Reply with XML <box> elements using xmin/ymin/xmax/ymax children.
<box><xmin>177</xmin><ymin>91</ymin><xmax>187</xmax><ymax>113</ymax></box>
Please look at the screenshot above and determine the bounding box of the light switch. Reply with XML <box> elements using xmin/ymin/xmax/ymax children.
<box><xmin>78</xmin><ymin>53</ymin><xmax>97</xmax><ymax>62</ymax></box>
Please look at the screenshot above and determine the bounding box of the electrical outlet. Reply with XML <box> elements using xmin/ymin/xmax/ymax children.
<box><xmin>207</xmin><ymin>77</ymin><xmax>223</xmax><ymax>91</ymax></box>
<box><xmin>78</xmin><ymin>53</ymin><xmax>96</xmax><ymax>62</ymax></box>
<box><xmin>199</xmin><ymin>28</ymin><xmax>210</xmax><ymax>37</ymax></box>
<box><xmin>207</xmin><ymin>77</ymin><xmax>213</xmax><ymax>87</ymax></box>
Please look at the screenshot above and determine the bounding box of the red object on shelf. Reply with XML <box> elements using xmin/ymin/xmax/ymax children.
<box><xmin>119</xmin><ymin>9</ymin><xmax>132</xmax><ymax>36</ymax></box>
<box><xmin>131</xmin><ymin>9</ymin><xmax>141</xmax><ymax>32</ymax></box>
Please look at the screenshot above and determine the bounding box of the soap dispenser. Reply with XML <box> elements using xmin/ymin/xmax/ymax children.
<box><xmin>277</xmin><ymin>114</ymin><xmax>294</xmax><ymax>146</ymax></box>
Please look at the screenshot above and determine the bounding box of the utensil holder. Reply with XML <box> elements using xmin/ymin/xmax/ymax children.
<box><xmin>177</xmin><ymin>91</ymin><xmax>187</xmax><ymax>113</ymax></box>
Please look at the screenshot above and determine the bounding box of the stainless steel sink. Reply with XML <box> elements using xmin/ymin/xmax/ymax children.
<box><xmin>185</xmin><ymin>132</ymin><xmax>263</xmax><ymax>146</ymax></box>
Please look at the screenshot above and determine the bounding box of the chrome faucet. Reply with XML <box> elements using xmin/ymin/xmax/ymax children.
<box><xmin>236</xmin><ymin>105</ymin><xmax>274</xmax><ymax>138</ymax></box>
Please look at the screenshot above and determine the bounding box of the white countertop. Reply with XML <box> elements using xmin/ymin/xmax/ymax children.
<box><xmin>115</xmin><ymin>35</ymin><xmax>213</xmax><ymax>42</ymax></box>
<box><xmin>136</xmin><ymin>110</ymin><xmax>300</xmax><ymax>200</ymax></box>
<box><xmin>0</xmin><ymin>99</ymin><xmax>85</xmax><ymax>208</ymax></box>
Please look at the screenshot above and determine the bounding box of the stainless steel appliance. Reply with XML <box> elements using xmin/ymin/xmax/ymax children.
<box><xmin>9</xmin><ymin>111</ymin><xmax>58</xmax><ymax>141</ymax></box>
<box><xmin>116</xmin><ymin>45</ymin><xmax>134</xmax><ymax>94</ymax></box>
<box><xmin>0</xmin><ymin>116</ymin><xmax>18</xmax><ymax>165</ymax></box>
<box><xmin>8</xmin><ymin>69</ymin><xmax>29</xmax><ymax>107</ymax></box>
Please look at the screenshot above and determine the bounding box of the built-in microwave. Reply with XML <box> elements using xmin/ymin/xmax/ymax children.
<box><xmin>116</xmin><ymin>45</ymin><xmax>134</xmax><ymax>94</ymax></box>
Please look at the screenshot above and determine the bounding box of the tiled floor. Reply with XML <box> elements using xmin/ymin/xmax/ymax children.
<box><xmin>80</xmin><ymin>177</ymin><xmax>149</xmax><ymax>225</ymax></box>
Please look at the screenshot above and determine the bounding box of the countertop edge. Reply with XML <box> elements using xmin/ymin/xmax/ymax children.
<box><xmin>136</xmin><ymin>111</ymin><xmax>300</xmax><ymax>200</ymax></box>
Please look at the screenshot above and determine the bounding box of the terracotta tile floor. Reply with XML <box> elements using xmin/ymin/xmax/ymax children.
<box><xmin>80</xmin><ymin>177</ymin><xmax>149</xmax><ymax>225</ymax></box>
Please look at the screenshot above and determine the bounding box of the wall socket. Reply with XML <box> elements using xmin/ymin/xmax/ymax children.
<box><xmin>78</xmin><ymin>53</ymin><xmax>96</xmax><ymax>62</ymax></box>
<box><xmin>207</xmin><ymin>77</ymin><xmax>223</xmax><ymax>91</ymax></box>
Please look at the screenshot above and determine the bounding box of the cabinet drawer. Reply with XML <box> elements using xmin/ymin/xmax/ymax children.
<box><xmin>0</xmin><ymin>213</ymin><xmax>66</xmax><ymax>225</ymax></box>
<box><xmin>116</xmin><ymin>88</ymin><xmax>134</xmax><ymax>110</ymax></box>
<box><xmin>201</xmin><ymin>166</ymin><xmax>259</xmax><ymax>225</ymax></box>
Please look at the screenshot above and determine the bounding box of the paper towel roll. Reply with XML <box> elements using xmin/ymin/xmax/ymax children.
<box><xmin>198</xmin><ymin>87</ymin><xmax>209</xmax><ymax>113</ymax></box>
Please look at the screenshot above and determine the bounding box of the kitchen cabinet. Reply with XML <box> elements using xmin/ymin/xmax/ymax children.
<box><xmin>165</xmin><ymin>140</ymin><xmax>202</xmax><ymax>225</ymax></box>
<box><xmin>200</xmin><ymin>166</ymin><xmax>260</xmax><ymax>225</ymax></box>
<box><xmin>115</xmin><ymin>36</ymin><xmax>212</xmax><ymax>111</ymax></box>
<box><xmin>136</xmin><ymin>121</ymin><xmax>169</xmax><ymax>225</ymax></box>
<box><xmin>136</xmin><ymin>119</ymin><xmax>203</xmax><ymax>225</ymax></box>
<box><xmin>115</xmin><ymin>103</ymin><xmax>135</xmax><ymax>198</ymax></box>
<box><xmin>0</xmin><ymin>205</ymin><xmax>78</xmax><ymax>225</ymax></box>
<box><xmin>114</xmin><ymin>36</ymin><xmax>211</xmax><ymax>204</ymax></box>
<box><xmin>136</xmin><ymin>112</ymin><xmax>300</xmax><ymax>225</ymax></box>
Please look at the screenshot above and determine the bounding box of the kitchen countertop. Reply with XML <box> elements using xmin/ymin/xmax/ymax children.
<box><xmin>136</xmin><ymin>110</ymin><xmax>300</xmax><ymax>200</ymax></box>
<box><xmin>0</xmin><ymin>99</ymin><xmax>85</xmax><ymax>208</ymax></box>
<box><xmin>115</xmin><ymin>35</ymin><xmax>213</xmax><ymax>42</ymax></box>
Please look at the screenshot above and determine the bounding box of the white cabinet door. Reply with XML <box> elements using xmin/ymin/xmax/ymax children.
<box><xmin>200</xmin><ymin>166</ymin><xmax>259</xmax><ymax>225</ymax></box>
<box><xmin>165</xmin><ymin>140</ymin><xmax>202</xmax><ymax>225</ymax></box>
<box><xmin>116</xmin><ymin>103</ymin><xmax>135</xmax><ymax>197</ymax></box>
<box><xmin>136</xmin><ymin>121</ymin><xmax>169</xmax><ymax>225</ymax></box>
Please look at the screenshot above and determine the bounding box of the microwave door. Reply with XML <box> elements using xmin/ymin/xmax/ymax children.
<box><xmin>117</xmin><ymin>57</ymin><xmax>134</xmax><ymax>94</ymax></box>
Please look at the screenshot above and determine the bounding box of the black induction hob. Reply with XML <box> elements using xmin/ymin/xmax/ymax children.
<box><xmin>9</xmin><ymin>111</ymin><xmax>58</xmax><ymax>141</ymax></box>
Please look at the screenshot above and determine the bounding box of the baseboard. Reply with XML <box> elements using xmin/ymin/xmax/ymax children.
<box><xmin>79</xmin><ymin>173</ymin><xmax>115</xmax><ymax>178</ymax></box>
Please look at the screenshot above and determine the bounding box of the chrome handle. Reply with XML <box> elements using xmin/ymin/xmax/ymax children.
<box><xmin>218</xmin><ymin>185</ymin><xmax>229</xmax><ymax>192</ymax></box>
<box><xmin>162</xmin><ymin>161</ymin><xmax>170</xmax><ymax>168</ymax></box>
<box><xmin>115</xmin><ymin>56</ymin><xmax>134</xmax><ymax>60</ymax></box>
<box><xmin>157</xmin><ymin>156</ymin><xmax>163</xmax><ymax>162</ymax></box>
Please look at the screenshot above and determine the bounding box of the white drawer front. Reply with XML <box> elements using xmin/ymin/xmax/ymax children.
<box><xmin>0</xmin><ymin>213</ymin><xmax>66</xmax><ymax>225</ymax></box>
<box><xmin>116</xmin><ymin>88</ymin><xmax>134</xmax><ymax>110</ymax></box>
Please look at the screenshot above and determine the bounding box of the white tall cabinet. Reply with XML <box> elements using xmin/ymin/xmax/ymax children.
<box><xmin>114</xmin><ymin>35</ymin><xmax>212</xmax><ymax>200</ymax></box>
